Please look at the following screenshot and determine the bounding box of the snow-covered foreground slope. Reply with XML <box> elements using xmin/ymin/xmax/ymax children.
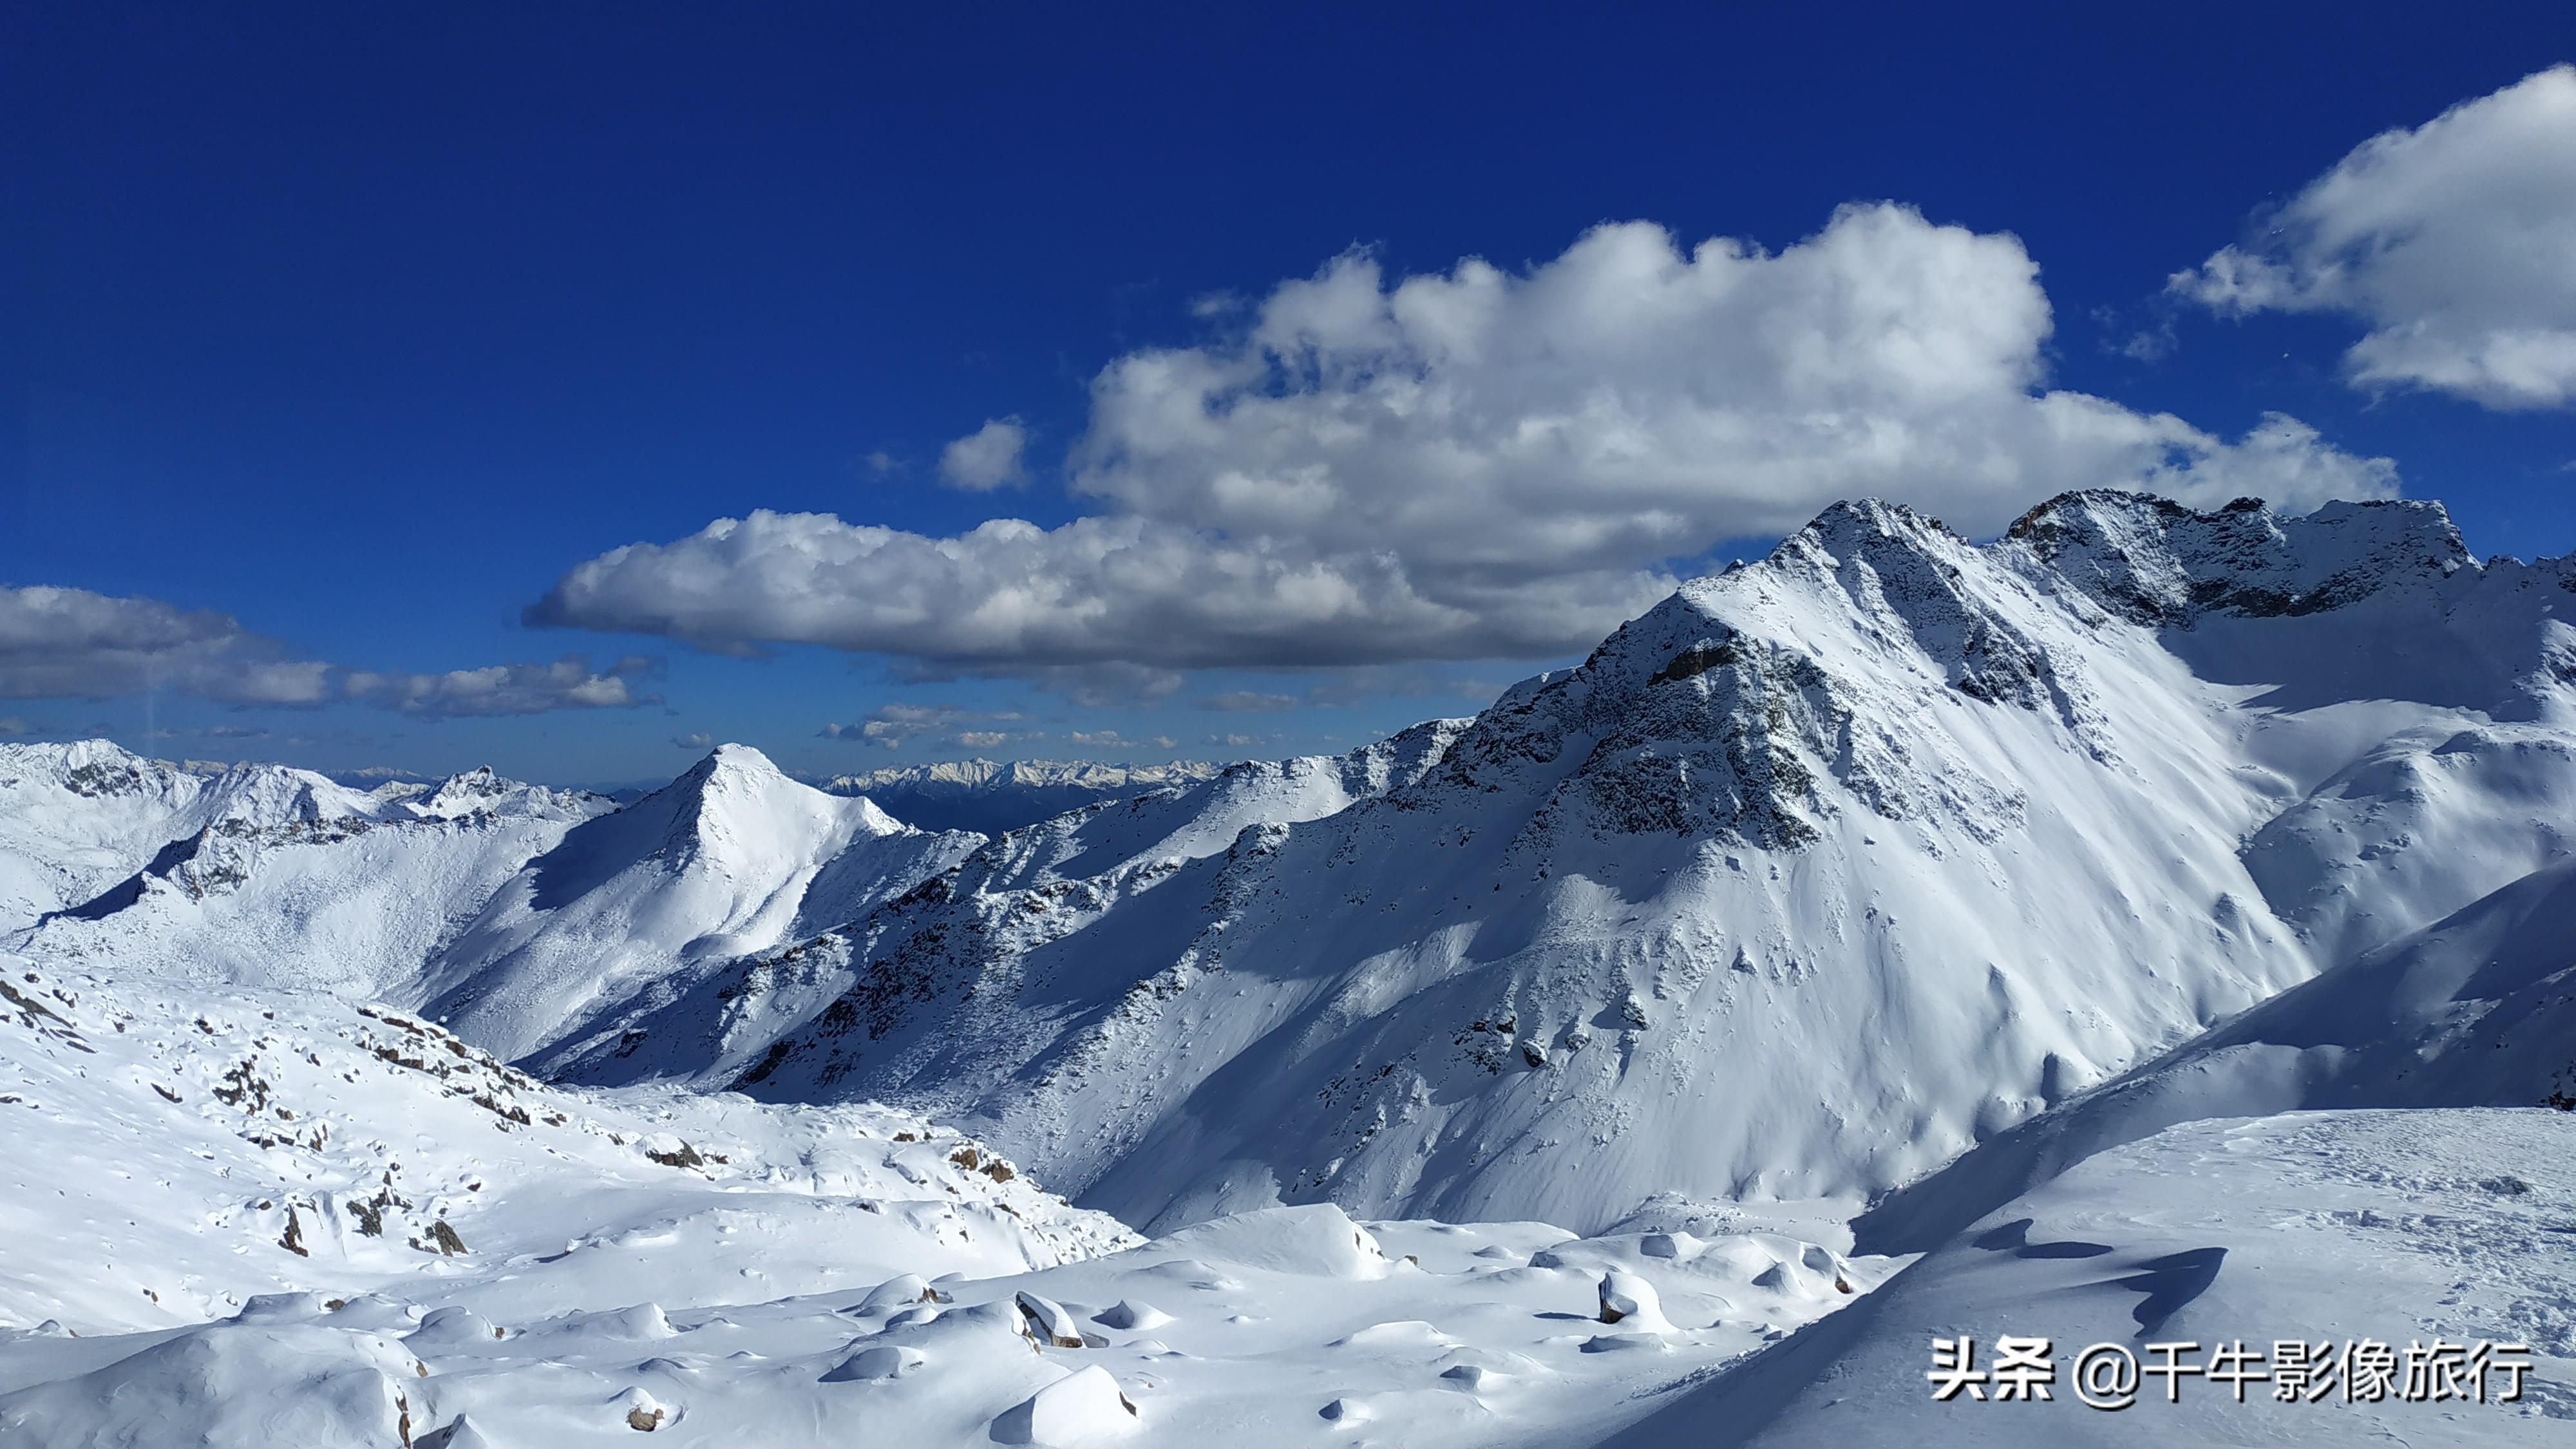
<box><xmin>0</xmin><ymin>954</ymin><xmax>1132</xmax><ymax>1336</ymax></box>
<box><xmin>706</xmin><ymin>491</ymin><xmax>2576</xmax><ymax>1234</ymax></box>
<box><xmin>1613</xmin><ymin>1109</ymin><xmax>2576</xmax><ymax>1446</ymax></box>
<box><xmin>824</xmin><ymin>759</ymin><xmax>1227</xmax><ymax>837</ymax></box>
<box><xmin>0</xmin><ymin>953</ymin><xmax>1902</xmax><ymax>1447</ymax></box>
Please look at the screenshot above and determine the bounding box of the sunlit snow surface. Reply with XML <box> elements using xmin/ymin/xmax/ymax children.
<box><xmin>0</xmin><ymin>960</ymin><xmax>1897</xmax><ymax>1446</ymax></box>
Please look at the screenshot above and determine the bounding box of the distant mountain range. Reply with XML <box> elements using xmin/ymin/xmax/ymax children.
<box><xmin>815</xmin><ymin>759</ymin><xmax>1227</xmax><ymax>835</ymax></box>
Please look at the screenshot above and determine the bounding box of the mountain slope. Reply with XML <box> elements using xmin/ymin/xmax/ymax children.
<box><xmin>715</xmin><ymin>492</ymin><xmax>2576</xmax><ymax>1235</ymax></box>
<box><xmin>1852</xmin><ymin>853</ymin><xmax>2576</xmax><ymax>1255</ymax></box>
<box><xmin>6</xmin><ymin>747</ymin><xmax>614</xmax><ymax>1000</ymax></box>
<box><xmin>5</xmin><ymin>744</ymin><xmax>981</xmax><ymax>1063</ymax></box>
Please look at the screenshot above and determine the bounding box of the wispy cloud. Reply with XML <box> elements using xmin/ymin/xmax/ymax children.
<box><xmin>1198</xmin><ymin>690</ymin><xmax>1297</xmax><ymax>712</ymax></box>
<box><xmin>1071</xmin><ymin>729</ymin><xmax>1176</xmax><ymax>751</ymax></box>
<box><xmin>820</xmin><ymin>701</ymin><xmax>1034</xmax><ymax>750</ymax></box>
<box><xmin>0</xmin><ymin>584</ymin><xmax>655</xmax><ymax>719</ymax></box>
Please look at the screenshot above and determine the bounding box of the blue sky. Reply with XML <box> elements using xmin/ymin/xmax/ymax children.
<box><xmin>4</xmin><ymin>3</ymin><xmax>2572</xmax><ymax>786</ymax></box>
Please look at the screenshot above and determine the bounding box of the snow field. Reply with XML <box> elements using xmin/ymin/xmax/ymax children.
<box><xmin>0</xmin><ymin>956</ymin><xmax>1900</xmax><ymax>1446</ymax></box>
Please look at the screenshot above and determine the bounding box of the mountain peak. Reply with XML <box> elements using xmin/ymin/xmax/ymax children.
<box><xmin>667</xmin><ymin>743</ymin><xmax>796</xmax><ymax>799</ymax></box>
<box><xmin>1797</xmin><ymin>496</ymin><xmax>1971</xmax><ymax>553</ymax></box>
<box><xmin>697</xmin><ymin>742</ymin><xmax>783</xmax><ymax>776</ymax></box>
<box><xmin>641</xmin><ymin>741</ymin><xmax>906</xmax><ymax>851</ymax></box>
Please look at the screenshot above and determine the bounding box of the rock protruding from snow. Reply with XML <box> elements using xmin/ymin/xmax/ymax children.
<box><xmin>614</xmin><ymin>1385</ymin><xmax>668</xmax><ymax>1431</ymax></box>
<box><xmin>1015</xmin><ymin>1290</ymin><xmax>1087</xmax><ymax>1349</ymax></box>
<box><xmin>1596</xmin><ymin>1269</ymin><xmax>1672</xmax><ymax>1332</ymax></box>
<box><xmin>856</xmin><ymin>1274</ymin><xmax>937</xmax><ymax>1316</ymax></box>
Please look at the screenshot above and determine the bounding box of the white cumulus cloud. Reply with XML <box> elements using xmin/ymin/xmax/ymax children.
<box><xmin>2172</xmin><ymin>66</ymin><xmax>2576</xmax><ymax>410</ymax></box>
<box><xmin>938</xmin><ymin>417</ymin><xmax>1030</xmax><ymax>491</ymax></box>
<box><xmin>531</xmin><ymin>204</ymin><xmax>2393</xmax><ymax>674</ymax></box>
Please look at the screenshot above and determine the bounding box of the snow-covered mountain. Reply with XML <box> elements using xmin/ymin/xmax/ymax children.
<box><xmin>3</xmin><ymin>743</ymin><xmax>981</xmax><ymax>1058</ymax></box>
<box><xmin>15</xmin><ymin>492</ymin><xmax>2575</xmax><ymax>1247</ymax></box>
<box><xmin>533</xmin><ymin>718</ymin><xmax>1473</xmax><ymax>1084</ymax></box>
<box><xmin>0</xmin><ymin>741</ymin><xmax>399</xmax><ymax>927</ymax></box>
<box><xmin>5</xmin><ymin>746</ymin><xmax>618</xmax><ymax>999</ymax></box>
<box><xmin>821</xmin><ymin>758</ymin><xmax>1227</xmax><ymax>835</ymax></box>
<box><xmin>676</xmin><ymin>491</ymin><xmax>2576</xmax><ymax>1237</ymax></box>
<box><xmin>1569</xmin><ymin>833</ymin><xmax>2576</xmax><ymax>1444</ymax></box>
<box><xmin>414</xmin><ymin>744</ymin><xmax>985</xmax><ymax>1063</ymax></box>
